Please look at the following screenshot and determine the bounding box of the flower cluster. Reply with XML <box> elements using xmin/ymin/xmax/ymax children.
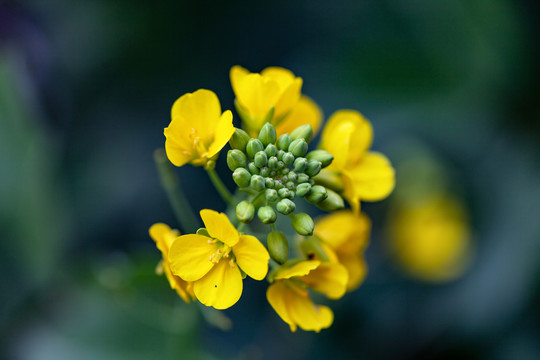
<box><xmin>150</xmin><ymin>66</ymin><xmax>395</xmax><ymax>332</ymax></box>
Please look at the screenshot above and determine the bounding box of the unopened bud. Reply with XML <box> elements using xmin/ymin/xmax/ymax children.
<box><xmin>265</xmin><ymin>144</ymin><xmax>277</xmax><ymax>157</ymax></box>
<box><xmin>316</xmin><ymin>188</ymin><xmax>345</xmax><ymax>211</ymax></box>
<box><xmin>258</xmin><ymin>122</ymin><xmax>277</xmax><ymax>146</ymax></box>
<box><xmin>276</xmin><ymin>150</ymin><xmax>285</xmax><ymax>160</ymax></box>
<box><xmin>229</xmin><ymin>128</ymin><xmax>250</xmax><ymax>152</ymax></box>
<box><xmin>293</xmin><ymin>157</ymin><xmax>308</xmax><ymax>172</ymax></box>
<box><xmin>267</xmin><ymin>232</ymin><xmax>289</xmax><ymax>264</ymax></box>
<box><xmin>305</xmin><ymin>160</ymin><xmax>322</xmax><ymax>177</ymax></box>
<box><xmin>268</xmin><ymin>156</ymin><xmax>278</xmax><ymax>169</ymax></box>
<box><xmin>297</xmin><ymin>173</ymin><xmax>310</xmax><ymax>183</ymax></box>
<box><xmin>306</xmin><ymin>149</ymin><xmax>334</xmax><ymax>168</ymax></box>
<box><xmin>288</xmin><ymin>171</ymin><xmax>297</xmax><ymax>181</ymax></box>
<box><xmin>265</xmin><ymin>188</ymin><xmax>278</xmax><ymax>202</ymax></box>
<box><xmin>282</xmin><ymin>152</ymin><xmax>295</xmax><ymax>166</ymax></box>
<box><xmin>313</xmin><ymin>169</ymin><xmax>345</xmax><ymax>192</ymax></box>
<box><xmin>250</xmin><ymin>175</ymin><xmax>265</xmax><ymax>191</ymax></box>
<box><xmin>306</xmin><ymin>185</ymin><xmax>328</xmax><ymax>204</ymax></box>
<box><xmin>260</xmin><ymin>167</ymin><xmax>270</xmax><ymax>177</ymax></box>
<box><xmin>277</xmin><ymin>134</ymin><xmax>292</xmax><ymax>151</ymax></box>
<box><xmin>227</xmin><ymin>149</ymin><xmax>247</xmax><ymax>171</ymax></box>
<box><xmin>290</xmin><ymin>124</ymin><xmax>313</xmax><ymax>143</ymax></box>
<box><xmin>295</xmin><ymin>183</ymin><xmax>311</xmax><ymax>197</ymax></box>
<box><xmin>288</xmin><ymin>138</ymin><xmax>308</xmax><ymax>157</ymax></box>
<box><xmin>248</xmin><ymin>162</ymin><xmax>260</xmax><ymax>175</ymax></box>
<box><xmin>254</xmin><ymin>151</ymin><xmax>268</xmax><ymax>168</ymax></box>
<box><xmin>232</xmin><ymin>168</ymin><xmax>251</xmax><ymax>188</ymax></box>
<box><xmin>258</xmin><ymin>206</ymin><xmax>277</xmax><ymax>224</ymax></box>
<box><xmin>264</xmin><ymin>177</ymin><xmax>274</xmax><ymax>188</ymax></box>
<box><xmin>276</xmin><ymin>198</ymin><xmax>296</xmax><ymax>214</ymax></box>
<box><xmin>236</xmin><ymin>201</ymin><xmax>255</xmax><ymax>223</ymax></box>
<box><xmin>246</xmin><ymin>139</ymin><xmax>264</xmax><ymax>159</ymax></box>
<box><xmin>278</xmin><ymin>188</ymin><xmax>291</xmax><ymax>199</ymax></box>
<box><xmin>291</xmin><ymin>212</ymin><xmax>314</xmax><ymax>236</ymax></box>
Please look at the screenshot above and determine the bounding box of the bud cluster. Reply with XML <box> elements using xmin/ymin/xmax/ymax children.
<box><xmin>227</xmin><ymin>122</ymin><xmax>344</xmax><ymax>240</ymax></box>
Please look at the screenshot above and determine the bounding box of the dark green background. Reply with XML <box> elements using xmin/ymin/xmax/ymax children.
<box><xmin>1</xmin><ymin>0</ymin><xmax>539</xmax><ymax>359</ymax></box>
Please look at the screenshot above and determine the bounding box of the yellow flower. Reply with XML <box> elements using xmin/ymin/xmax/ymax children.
<box><xmin>267</xmin><ymin>260</ymin><xmax>348</xmax><ymax>332</ymax></box>
<box><xmin>319</xmin><ymin>110</ymin><xmax>395</xmax><ymax>212</ymax></box>
<box><xmin>230</xmin><ymin>65</ymin><xmax>303</xmax><ymax>135</ymax></box>
<box><xmin>314</xmin><ymin>210</ymin><xmax>371</xmax><ymax>291</ymax></box>
<box><xmin>388</xmin><ymin>195</ymin><xmax>471</xmax><ymax>282</ymax></box>
<box><xmin>274</xmin><ymin>95</ymin><xmax>322</xmax><ymax>138</ymax></box>
<box><xmin>168</xmin><ymin>209</ymin><xmax>269</xmax><ymax>309</ymax></box>
<box><xmin>149</xmin><ymin>223</ymin><xmax>195</xmax><ymax>303</ymax></box>
<box><xmin>164</xmin><ymin>89</ymin><xmax>235</xmax><ymax>167</ymax></box>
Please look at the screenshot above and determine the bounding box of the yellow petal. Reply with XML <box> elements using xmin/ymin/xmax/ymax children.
<box><xmin>320</xmin><ymin>119</ymin><xmax>354</xmax><ymax>170</ymax></box>
<box><xmin>314</xmin><ymin>211</ymin><xmax>370</xmax><ymax>250</ymax></box>
<box><xmin>302</xmin><ymin>262</ymin><xmax>348</xmax><ymax>299</ymax></box>
<box><xmin>168</xmin><ymin>234</ymin><xmax>217</xmax><ymax>281</ymax></box>
<box><xmin>345</xmin><ymin>151</ymin><xmax>395</xmax><ymax>202</ymax></box>
<box><xmin>273</xmin><ymin>77</ymin><xmax>303</xmax><ymax>120</ymax></box>
<box><xmin>149</xmin><ymin>223</ymin><xmax>172</xmax><ymax>254</ymax></box>
<box><xmin>233</xmin><ymin>235</ymin><xmax>269</xmax><ymax>280</ymax></box>
<box><xmin>338</xmin><ymin>253</ymin><xmax>367</xmax><ymax>291</ymax></box>
<box><xmin>194</xmin><ymin>258</ymin><xmax>243</xmax><ymax>309</ymax></box>
<box><xmin>164</xmin><ymin>116</ymin><xmax>195</xmax><ymax>167</ymax></box>
<box><xmin>207</xmin><ymin>110</ymin><xmax>235</xmax><ymax>158</ymax></box>
<box><xmin>273</xmin><ymin>260</ymin><xmax>320</xmax><ymax>280</ymax></box>
<box><xmin>200</xmin><ymin>209</ymin><xmax>239</xmax><ymax>246</ymax></box>
<box><xmin>235</xmin><ymin>73</ymin><xmax>281</xmax><ymax>118</ymax></box>
<box><xmin>275</xmin><ymin>96</ymin><xmax>323</xmax><ymax>138</ymax></box>
<box><xmin>171</xmin><ymin>89</ymin><xmax>222</xmax><ymax>137</ymax></box>
<box><xmin>163</xmin><ymin>262</ymin><xmax>194</xmax><ymax>303</ymax></box>
<box><xmin>267</xmin><ymin>281</ymin><xmax>333</xmax><ymax>332</ymax></box>
<box><xmin>267</xmin><ymin>281</ymin><xmax>297</xmax><ymax>332</ymax></box>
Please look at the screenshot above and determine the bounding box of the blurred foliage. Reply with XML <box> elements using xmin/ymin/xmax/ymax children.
<box><xmin>1</xmin><ymin>0</ymin><xmax>539</xmax><ymax>359</ymax></box>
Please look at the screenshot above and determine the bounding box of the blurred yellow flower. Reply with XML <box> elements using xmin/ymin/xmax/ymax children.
<box><xmin>168</xmin><ymin>209</ymin><xmax>269</xmax><ymax>309</ymax></box>
<box><xmin>275</xmin><ymin>95</ymin><xmax>322</xmax><ymax>138</ymax></box>
<box><xmin>230</xmin><ymin>65</ymin><xmax>303</xmax><ymax>135</ymax></box>
<box><xmin>149</xmin><ymin>223</ymin><xmax>195</xmax><ymax>303</ymax></box>
<box><xmin>267</xmin><ymin>260</ymin><xmax>348</xmax><ymax>332</ymax></box>
<box><xmin>164</xmin><ymin>89</ymin><xmax>235</xmax><ymax>167</ymax></box>
<box><xmin>318</xmin><ymin>110</ymin><xmax>395</xmax><ymax>212</ymax></box>
<box><xmin>388</xmin><ymin>196</ymin><xmax>471</xmax><ymax>282</ymax></box>
<box><xmin>314</xmin><ymin>210</ymin><xmax>371</xmax><ymax>291</ymax></box>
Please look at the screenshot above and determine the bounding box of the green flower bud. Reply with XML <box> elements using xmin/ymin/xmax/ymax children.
<box><xmin>313</xmin><ymin>170</ymin><xmax>345</xmax><ymax>192</ymax></box>
<box><xmin>282</xmin><ymin>152</ymin><xmax>295</xmax><ymax>166</ymax></box>
<box><xmin>236</xmin><ymin>201</ymin><xmax>255</xmax><ymax>223</ymax></box>
<box><xmin>229</xmin><ymin>128</ymin><xmax>250</xmax><ymax>152</ymax></box>
<box><xmin>306</xmin><ymin>149</ymin><xmax>334</xmax><ymax>168</ymax></box>
<box><xmin>291</xmin><ymin>212</ymin><xmax>314</xmax><ymax>236</ymax></box>
<box><xmin>267</xmin><ymin>232</ymin><xmax>289</xmax><ymax>264</ymax></box>
<box><xmin>306</xmin><ymin>185</ymin><xmax>328</xmax><ymax>204</ymax></box>
<box><xmin>274</xmin><ymin>180</ymin><xmax>285</xmax><ymax>189</ymax></box>
<box><xmin>297</xmin><ymin>173</ymin><xmax>310</xmax><ymax>183</ymax></box>
<box><xmin>265</xmin><ymin>144</ymin><xmax>278</xmax><ymax>157</ymax></box>
<box><xmin>305</xmin><ymin>160</ymin><xmax>322</xmax><ymax>177</ymax></box>
<box><xmin>260</xmin><ymin>167</ymin><xmax>270</xmax><ymax>177</ymax></box>
<box><xmin>258</xmin><ymin>205</ymin><xmax>277</xmax><ymax>224</ymax></box>
<box><xmin>277</xmin><ymin>160</ymin><xmax>285</xmax><ymax>169</ymax></box>
<box><xmin>288</xmin><ymin>171</ymin><xmax>297</xmax><ymax>181</ymax></box>
<box><xmin>316</xmin><ymin>188</ymin><xmax>345</xmax><ymax>211</ymax></box>
<box><xmin>276</xmin><ymin>150</ymin><xmax>285</xmax><ymax>160</ymax></box>
<box><xmin>265</xmin><ymin>188</ymin><xmax>278</xmax><ymax>202</ymax></box>
<box><xmin>248</xmin><ymin>162</ymin><xmax>260</xmax><ymax>175</ymax></box>
<box><xmin>254</xmin><ymin>151</ymin><xmax>268</xmax><ymax>168</ymax></box>
<box><xmin>265</xmin><ymin>177</ymin><xmax>274</xmax><ymax>188</ymax></box>
<box><xmin>282</xmin><ymin>168</ymin><xmax>290</xmax><ymax>175</ymax></box>
<box><xmin>278</xmin><ymin>188</ymin><xmax>290</xmax><ymax>199</ymax></box>
<box><xmin>233</xmin><ymin>168</ymin><xmax>251</xmax><ymax>188</ymax></box>
<box><xmin>290</xmin><ymin>124</ymin><xmax>313</xmax><ymax>143</ymax></box>
<box><xmin>258</xmin><ymin>122</ymin><xmax>277</xmax><ymax>146</ymax></box>
<box><xmin>246</xmin><ymin>138</ymin><xmax>264</xmax><ymax>159</ymax></box>
<box><xmin>295</xmin><ymin>183</ymin><xmax>311</xmax><ymax>197</ymax></box>
<box><xmin>277</xmin><ymin>133</ymin><xmax>292</xmax><ymax>151</ymax></box>
<box><xmin>268</xmin><ymin>156</ymin><xmax>278</xmax><ymax>169</ymax></box>
<box><xmin>276</xmin><ymin>198</ymin><xmax>296</xmax><ymax>215</ymax></box>
<box><xmin>286</xmin><ymin>181</ymin><xmax>295</xmax><ymax>190</ymax></box>
<box><xmin>250</xmin><ymin>175</ymin><xmax>265</xmax><ymax>191</ymax></box>
<box><xmin>288</xmin><ymin>138</ymin><xmax>308</xmax><ymax>157</ymax></box>
<box><xmin>226</xmin><ymin>149</ymin><xmax>247</xmax><ymax>171</ymax></box>
<box><xmin>293</xmin><ymin>157</ymin><xmax>308</xmax><ymax>172</ymax></box>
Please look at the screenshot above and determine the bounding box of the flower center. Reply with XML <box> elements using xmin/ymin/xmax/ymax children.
<box><xmin>208</xmin><ymin>242</ymin><xmax>234</xmax><ymax>265</ymax></box>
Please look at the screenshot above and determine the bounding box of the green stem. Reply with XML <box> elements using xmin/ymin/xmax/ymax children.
<box><xmin>154</xmin><ymin>149</ymin><xmax>200</xmax><ymax>233</ymax></box>
<box><xmin>206</xmin><ymin>167</ymin><xmax>234</xmax><ymax>206</ymax></box>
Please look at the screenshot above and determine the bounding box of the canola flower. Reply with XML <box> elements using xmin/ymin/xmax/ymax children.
<box><xmin>149</xmin><ymin>65</ymin><xmax>395</xmax><ymax>332</ymax></box>
<box><xmin>267</xmin><ymin>260</ymin><xmax>348</xmax><ymax>332</ymax></box>
<box><xmin>168</xmin><ymin>209</ymin><xmax>269</xmax><ymax>309</ymax></box>
<box><xmin>313</xmin><ymin>210</ymin><xmax>371</xmax><ymax>291</ymax></box>
<box><xmin>149</xmin><ymin>223</ymin><xmax>195</xmax><ymax>303</ymax></box>
<box><xmin>317</xmin><ymin>110</ymin><xmax>395</xmax><ymax>213</ymax></box>
<box><xmin>164</xmin><ymin>89</ymin><xmax>235</xmax><ymax>168</ymax></box>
